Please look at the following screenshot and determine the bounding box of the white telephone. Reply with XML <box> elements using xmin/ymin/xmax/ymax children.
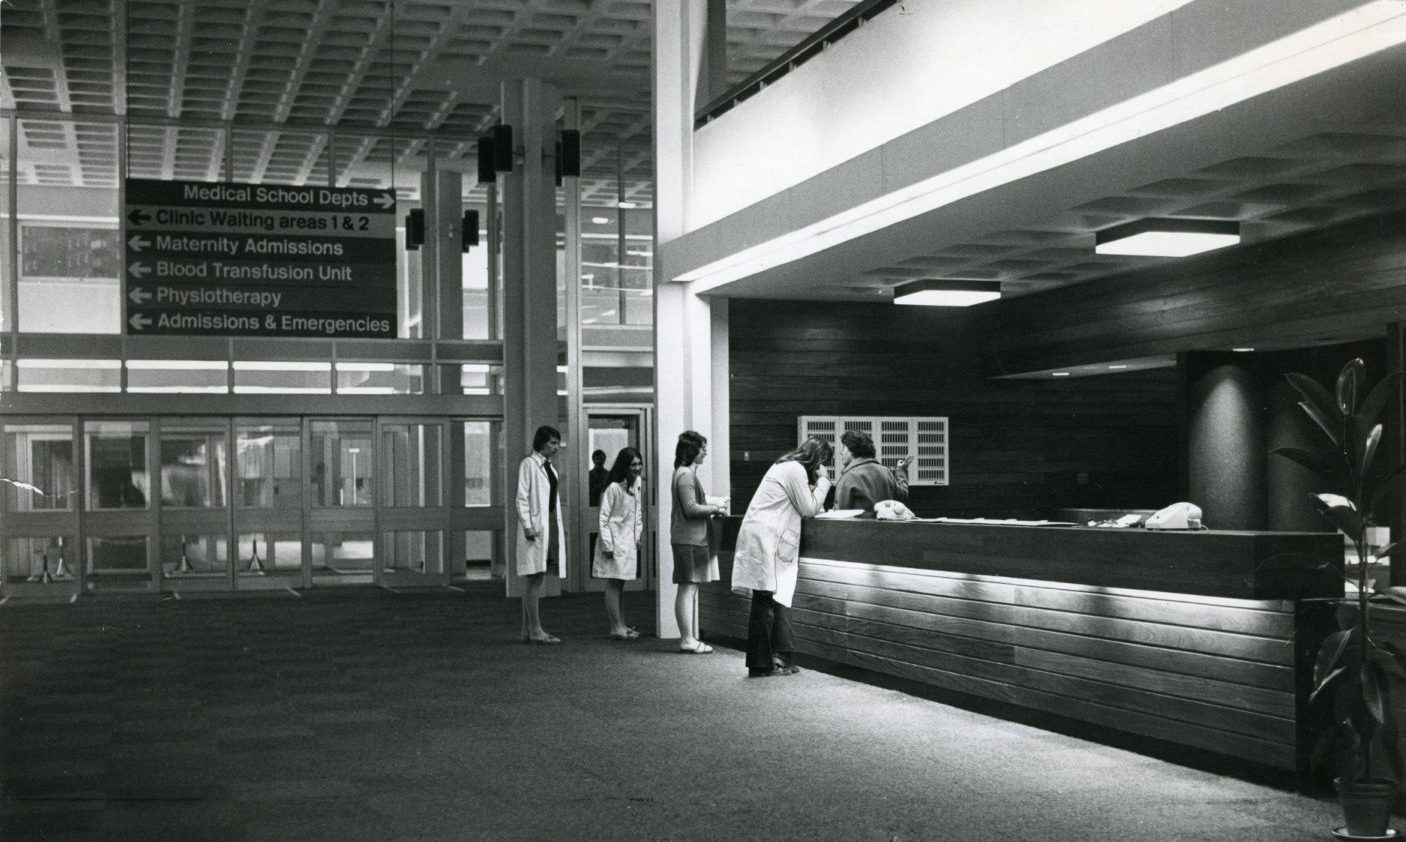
<box><xmin>1145</xmin><ymin>502</ymin><xmax>1203</xmax><ymax>530</ymax></box>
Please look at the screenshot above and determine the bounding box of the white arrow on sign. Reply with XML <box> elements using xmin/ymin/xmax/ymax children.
<box><xmin>128</xmin><ymin>235</ymin><xmax>150</xmax><ymax>252</ymax></box>
<box><xmin>128</xmin><ymin>287</ymin><xmax>152</xmax><ymax>305</ymax></box>
<box><xmin>128</xmin><ymin>261</ymin><xmax>151</xmax><ymax>279</ymax></box>
<box><xmin>375</xmin><ymin>192</ymin><xmax>395</xmax><ymax>209</ymax></box>
<box><xmin>128</xmin><ymin>313</ymin><xmax>152</xmax><ymax>331</ymax></box>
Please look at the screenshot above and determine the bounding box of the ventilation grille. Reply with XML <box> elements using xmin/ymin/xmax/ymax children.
<box><xmin>798</xmin><ymin>416</ymin><xmax>948</xmax><ymax>486</ymax></box>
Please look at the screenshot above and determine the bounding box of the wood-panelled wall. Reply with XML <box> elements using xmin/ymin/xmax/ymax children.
<box><xmin>982</xmin><ymin>210</ymin><xmax>1406</xmax><ymax>376</ymax></box>
<box><xmin>702</xmin><ymin>556</ymin><xmax>1309</xmax><ymax>771</ymax></box>
<box><xmin>728</xmin><ymin>300</ymin><xmax>1179</xmax><ymax>517</ymax></box>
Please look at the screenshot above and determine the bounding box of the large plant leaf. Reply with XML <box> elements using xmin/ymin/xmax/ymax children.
<box><xmin>1362</xmin><ymin>423</ymin><xmax>1384</xmax><ymax>483</ymax></box>
<box><xmin>1271</xmin><ymin>446</ymin><xmax>1349</xmax><ymax>487</ymax></box>
<box><xmin>1359</xmin><ymin>371</ymin><xmax>1404</xmax><ymax>431</ymax></box>
<box><xmin>1317</xmin><ymin>628</ymin><xmax>1359</xmax><ymax>687</ymax></box>
<box><xmin>1382</xmin><ymin>709</ymin><xmax>1405</xmax><ymax>782</ymax></box>
<box><xmin>1312</xmin><ymin>665</ymin><xmax>1352</xmax><ymax>706</ymax></box>
<box><xmin>1369</xmin><ymin>462</ymin><xmax>1406</xmax><ymax>511</ymax></box>
<box><xmin>1338</xmin><ymin>358</ymin><xmax>1367</xmax><ymax>416</ymax></box>
<box><xmin>1288</xmin><ymin>372</ymin><xmax>1344</xmax><ymax>427</ymax></box>
<box><xmin>1314</xmin><ymin>493</ymin><xmax>1363</xmax><ymax>537</ymax></box>
<box><xmin>1286</xmin><ymin>373</ymin><xmax>1343</xmax><ymax>447</ymax></box>
<box><xmin>1345</xmin><ymin>416</ymin><xmax>1371</xmax><ymax>480</ymax></box>
<box><xmin>1362</xmin><ymin>660</ymin><xmax>1388</xmax><ymax>727</ymax></box>
<box><xmin>1299</xmin><ymin>400</ymin><xmax>1344</xmax><ymax>450</ymax></box>
<box><xmin>1379</xmin><ymin>640</ymin><xmax>1406</xmax><ymax>679</ymax></box>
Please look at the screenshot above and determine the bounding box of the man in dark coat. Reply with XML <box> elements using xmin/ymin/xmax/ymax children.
<box><xmin>833</xmin><ymin>430</ymin><xmax>909</xmax><ymax>516</ymax></box>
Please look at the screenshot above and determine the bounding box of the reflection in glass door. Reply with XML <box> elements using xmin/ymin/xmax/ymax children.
<box><xmin>1</xmin><ymin>421</ymin><xmax>79</xmax><ymax>597</ymax></box>
<box><xmin>309</xmin><ymin>419</ymin><xmax>374</xmax><ymax>585</ymax></box>
<box><xmin>83</xmin><ymin>420</ymin><xmax>154</xmax><ymax>592</ymax></box>
<box><xmin>234</xmin><ymin>419</ymin><xmax>303</xmax><ymax>588</ymax></box>
<box><xmin>380</xmin><ymin>420</ymin><xmax>447</xmax><ymax>585</ymax></box>
<box><xmin>159</xmin><ymin>420</ymin><xmax>231</xmax><ymax>593</ymax></box>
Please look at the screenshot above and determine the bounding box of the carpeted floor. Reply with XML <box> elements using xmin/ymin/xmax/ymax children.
<box><xmin>0</xmin><ymin>586</ymin><xmax>1350</xmax><ymax>841</ymax></box>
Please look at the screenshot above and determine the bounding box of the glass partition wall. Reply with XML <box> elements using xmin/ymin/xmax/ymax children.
<box><xmin>0</xmin><ymin>416</ymin><xmax>503</xmax><ymax>594</ymax></box>
<box><xmin>0</xmin><ymin>108</ymin><xmax>651</xmax><ymax>599</ymax></box>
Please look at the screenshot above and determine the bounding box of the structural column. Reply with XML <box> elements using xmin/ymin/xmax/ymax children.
<box><xmin>420</xmin><ymin>168</ymin><xmax>463</xmax><ymax>343</ymax></box>
<box><xmin>502</xmin><ymin>78</ymin><xmax>564</xmax><ymax>598</ymax></box>
<box><xmin>653</xmin><ymin>3</ymin><xmax>722</xmax><ymax>639</ymax></box>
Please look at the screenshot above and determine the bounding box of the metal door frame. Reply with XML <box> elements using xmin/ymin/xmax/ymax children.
<box><xmin>573</xmin><ymin>404</ymin><xmax>654</xmax><ymax>593</ymax></box>
<box><xmin>378</xmin><ymin>416</ymin><xmax>451</xmax><ymax>587</ymax></box>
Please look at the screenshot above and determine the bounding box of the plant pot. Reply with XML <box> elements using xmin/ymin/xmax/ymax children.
<box><xmin>1337</xmin><ymin>777</ymin><xmax>1398</xmax><ymax>838</ymax></box>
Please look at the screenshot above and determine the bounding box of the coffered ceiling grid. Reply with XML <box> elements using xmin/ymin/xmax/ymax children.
<box><xmin>2</xmin><ymin>0</ymin><xmax>859</xmax><ymax>209</ymax></box>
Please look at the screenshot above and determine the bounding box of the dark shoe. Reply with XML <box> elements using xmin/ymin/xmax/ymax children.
<box><xmin>747</xmin><ymin>667</ymin><xmax>784</xmax><ymax>678</ymax></box>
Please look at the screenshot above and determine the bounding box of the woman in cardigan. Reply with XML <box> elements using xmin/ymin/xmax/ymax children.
<box><xmin>514</xmin><ymin>424</ymin><xmax>566</xmax><ymax>645</ymax></box>
<box><xmin>671</xmin><ymin>430</ymin><xmax>727</xmax><ymax>654</ymax></box>
<box><xmin>593</xmin><ymin>447</ymin><xmax>644</xmax><ymax>640</ymax></box>
<box><xmin>731</xmin><ymin>437</ymin><xmax>832</xmax><ymax>677</ymax></box>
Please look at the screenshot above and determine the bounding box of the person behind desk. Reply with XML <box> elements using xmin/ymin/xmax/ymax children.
<box><xmin>833</xmin><ymin>430</ymin><xmax>909</xmax><ymax>516</ymax></box>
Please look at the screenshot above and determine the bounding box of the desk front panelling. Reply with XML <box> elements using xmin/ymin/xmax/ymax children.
<box><xmin>701</xmin><ymin>521</ymin><xmax>1340</xmax><ymax>772</ymax></box>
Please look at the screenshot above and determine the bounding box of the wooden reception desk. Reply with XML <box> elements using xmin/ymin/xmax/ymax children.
<box><xmin>701</xmin><ymin>517</ymin><xmax>1342</xmax><ymax>773</ymax></box>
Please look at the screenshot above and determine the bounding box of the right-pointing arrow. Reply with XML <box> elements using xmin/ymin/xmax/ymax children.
<box><xmin>128</xmin><ymin>313</ymin><xmax>152</xmax><ymax>331</ymax></box>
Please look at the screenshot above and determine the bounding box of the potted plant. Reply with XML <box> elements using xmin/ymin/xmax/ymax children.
<box><xmin>1274</xmin><ymin>358</ymin><xmax>1406</xmax><ymax>838</ymax></box>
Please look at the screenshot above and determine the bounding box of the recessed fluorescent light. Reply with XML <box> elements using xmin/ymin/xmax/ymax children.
<box><xmin>616</xmin><ymin>201</ymin><xmax>638</xmax><ymax>209</ymax></box>
<box><xmin>1108</xmin><ymin>364</ymin><xmax>1129</xmax><ymax>369</ymax></box>
<box><xmin>1052</xmin><ymin>371</ymin><xmax>1072</xmax><ymax>377</ymax></box>
<box><xmin>893</xmin><ymin>280</ymin><xmax>1001</xmax><ymax>307</ymax></box>
<box><xmin>590</xmin><ymin>216</ymin><xmax>610</xmax><ymax>225</ymax></box>
<box><xmin>1232</xmin><ymin>347</ymin><xmax>1255</xmax><ymax>352</ymax></box>
<box><xmin>1095</xmin><ymin>218</ymin><xmax>1240</xmax><ymax>257</ymax></box>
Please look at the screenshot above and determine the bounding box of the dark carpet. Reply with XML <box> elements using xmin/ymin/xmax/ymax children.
<box><xmin>0</xmin><ymin>586</ymin><xmax>1346</xmax><ymax>841</ymax></box>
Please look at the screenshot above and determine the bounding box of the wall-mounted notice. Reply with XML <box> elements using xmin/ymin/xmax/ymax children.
<box><xmin>123</xmin><ymin>179</ymin><xmax>397</xmax><ymax>337</ymax></box>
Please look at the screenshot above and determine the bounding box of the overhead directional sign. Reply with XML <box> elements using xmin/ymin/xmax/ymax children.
<box><xmin>123</xmin><ymin>178</ymin><xmax>398</xmax><ymax>337</ymax></box>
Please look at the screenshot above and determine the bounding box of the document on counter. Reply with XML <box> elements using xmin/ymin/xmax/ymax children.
<box><xmin>928</xmin><ymin>517</ymin><xmax>1079</xmax><ymax>527</ymax></box>
<box><xmin>816</xmin><ymin>509</ymin><xmax>864</xmax><ymax>519</ymax></box>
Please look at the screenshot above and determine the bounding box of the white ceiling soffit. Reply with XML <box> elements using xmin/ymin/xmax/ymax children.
<box><xmin>668</xmin><ymin>1</ymin><xmax>1406</xmax><ymax>300</ymax></box>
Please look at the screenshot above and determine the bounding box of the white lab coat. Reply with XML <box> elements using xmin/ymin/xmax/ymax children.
<box><xmin>592</xmin><ymin>479</ymin><xmax>643</xmax><ymax>579</ymax></box>
<box><xmin>730</xmin><ymin>461</ymin><xmax>829</xmax><ymax>607</ymax></box>
<box><xmin>514</xmin><ymin>452</ymin><xmax>566</xmax><ymax>577</ymax></box>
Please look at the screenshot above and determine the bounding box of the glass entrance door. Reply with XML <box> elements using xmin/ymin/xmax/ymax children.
<box><xmin>158</xmin><ymin>419</ymin><xmax>232</xmax><ymax>593</ymax></box>
<box><xmin>308</xmin><ymin>419</ymin><xmax>375</xmax><ymax>586</ymax></box>
<box><xmin>83</xmin><ymin>419</ymin><xmax>155</xmax><ymax>593</ymax></box>
<box><xmin>380</xmin><ymin>419</ymin><xmax>448</xmax><ymax>586</ymax></box>
<box><xmin>574</xmin><ymin>407</ymin><xmax>652</xmax><ymax>593</ymax></box>
<box><xmin>1</xmin><ymin>420</ymin><xmax>79</xmax><ymax>598</ymax></box>
<box><xmin>233</xmin><ymin>418</ymin><xmax>304</xmax><ymax>589</ymax></box>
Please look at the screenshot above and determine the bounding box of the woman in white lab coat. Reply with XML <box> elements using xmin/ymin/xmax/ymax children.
<box><xmin>515</xmin><ymin>425</ymin><xmax>566</xmax><ymax>644</ymax></box>
<box><xmin>592</xmin><ymin>447</ymin><xmax>644</xmax><ymax>639</ymax></box>
<box><xmin>730</xmin><ymin>437</ymin><xmax>832</xmax><ymax>677</ymax></box>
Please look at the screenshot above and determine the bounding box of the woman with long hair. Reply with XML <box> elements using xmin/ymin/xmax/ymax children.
<box><xmin>593</xmin><ymin>447</ymin><xmax>644</xmax><ymax>639</ymax></box>
<box><xmin>514</xmin><ymin>425</ymin><xmax>566</xmax><ymax>645</ymax></box>
<box><xmin>671</xmin><ymin>430</ymin><xmax>727</xmax><ymax>654</ymax></box>
<box><xmin>730</xmin><ymin>437</ymin><xmax>832</xmax><ymax>677</ymax></box>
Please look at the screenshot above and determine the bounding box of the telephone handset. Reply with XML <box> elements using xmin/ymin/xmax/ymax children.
<box><xmin>1145</xmin><ymin>502</ymin><xmax>1203</xmax><ymax>530</ymax></box>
